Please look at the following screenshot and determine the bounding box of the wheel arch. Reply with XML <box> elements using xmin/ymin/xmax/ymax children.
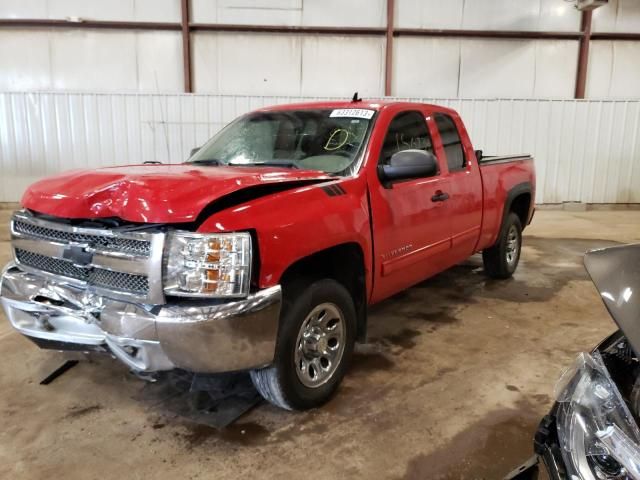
<box><xmin>279</xmin><ymin>242</ymin><xmax>368</xmax><ymax>342</ymax></box>
<box><xmin>502</xmin><ymin>182</ymin><xmax>533</xmax><ymax>231</ymax></box>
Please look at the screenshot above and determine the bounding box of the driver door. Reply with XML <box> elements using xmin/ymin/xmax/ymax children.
<box><xmin>368</xmin><ymin>109</ymin><xmax>453</xmax><ymax>302</ymax></box>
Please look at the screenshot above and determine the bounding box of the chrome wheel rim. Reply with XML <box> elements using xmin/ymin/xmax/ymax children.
<box><xmin>505</xmin><ymin>225</ymin><xmax>520</xmax><ymax>266</ymax></box>
<box><xmin>294</xmin><ymin>303</ymin><xmax>345</xmax><ymax>388</ymax></box>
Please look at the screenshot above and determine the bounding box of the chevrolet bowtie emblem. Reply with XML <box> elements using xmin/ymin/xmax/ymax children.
<box><xmin>62</xmin><ymin>243</ymin><xmax>93</xmax><ymax>267</ymax></box>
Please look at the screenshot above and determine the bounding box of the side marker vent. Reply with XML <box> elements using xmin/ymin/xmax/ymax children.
<box><xmin>321</xmin><ymin>184</ymin><xmax>346</xmax><ymax>197</ymax></box>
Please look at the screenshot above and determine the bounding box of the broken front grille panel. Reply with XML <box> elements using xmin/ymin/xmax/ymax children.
<box><xmin>10</xmin><ymin>211</ymin><xmax>165</xmax><ymax>303</ymax></box>
<box><xmin>15</xmin><ymin>248</ymin><xmax>88</xmax><ymax>281</ymax></box>
<box><xmin>15</xmin><ymin>249</ymin><xmax>150</xmax><ymax>295</ymax></box>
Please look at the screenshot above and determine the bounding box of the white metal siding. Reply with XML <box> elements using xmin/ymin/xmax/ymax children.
<box><xmin>191</xmin><ymin>33</ymin><xmax>385</xmax><ymax>97</ymax></box>
<box><xmin>0</xmin><ymin>29</ymin><xmax>184</xmax><ymax>93</ymax></box>
<box><xmin>0</xmin><ymin>0</ymin><xmax>181</xmax><ymax>22</ymax></box>
<box><xmin>395</xmin><ymin>0</ymin><xmax>581</xmax><ymax>31</ymax></box>
<box><xmin>190</xmin><ymin>0</ymin><xmax>386</xmax><ymax>27</ymax></box>
<box><xmin>592</xmin><ymin>0</ymin><xmax>640</xmax><ymax>33</ymax></box>
<box><xmin>0</xmin><ymin>28</ymin><xmax>587</xmax><ymax>98</ymax></box>
<box><xmin>393</xmin><ymin>37</ymin><xmax>580</xmax><ymax>98</ymax></box>
<box><xmin>586</xmin><ymin>41</ymin><xmax>640</xmax><ymax>99</ymax></box>
<box><xmin>1</xmin><ymin>92</ymin><xmax>639</xmax><ymax>204</ymax></box>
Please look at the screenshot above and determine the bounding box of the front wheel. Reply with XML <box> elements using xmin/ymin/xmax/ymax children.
<box><xmin>250</xmin><ymin>279</ymin><xmax>356</xmax><ymax>410</ymax></box>
<box><xmin>482</xmin><ymin>212</ymin><xmax>523</xmax><ymax>279</ymax></box>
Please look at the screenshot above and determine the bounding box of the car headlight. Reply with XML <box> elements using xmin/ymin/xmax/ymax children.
<box><xmin>163</xmin><ymin>231</ymin><xmax>251</xmax><ymax>298</ymax></box>
<box><xmin>556</xmin><ymin>352</ymin><xmax>640</xmax><ymax>479</ymax></box>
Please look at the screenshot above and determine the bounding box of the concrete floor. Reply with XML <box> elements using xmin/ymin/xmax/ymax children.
<box><xmin>0</xmin><ymin>209</ymin><xmax>639</xmax><ymax>480</ymax></box>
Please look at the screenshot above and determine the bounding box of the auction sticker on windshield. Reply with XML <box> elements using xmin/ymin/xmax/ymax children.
<box><xmin>330</xmin><ymin>109</ymin><xmax>375</xmax><ymax>119</ymax></box>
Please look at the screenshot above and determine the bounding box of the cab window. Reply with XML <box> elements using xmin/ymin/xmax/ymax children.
<box><xmin>380</xmin><ymin>111</ymin><xmax>434</xmax><ymax>166</ymax></box>
<box><xmin>434</xmin><ymin>113</ymin><xmax>466</xmax><ymax>171</ymax></box>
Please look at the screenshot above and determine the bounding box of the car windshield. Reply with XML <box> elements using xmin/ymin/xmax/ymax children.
<box><xmin>187</xmin><ymin>108</ymin><xmax>376</xmax><ymax>175</ymax></box>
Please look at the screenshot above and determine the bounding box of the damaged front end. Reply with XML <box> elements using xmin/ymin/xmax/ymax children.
<box><xmin>0</xmin><ymin>210</ymin><xmax>282</xmax><ymax>375</ymax></box>
<box><xmin>508</xmin><ymin>244</ymin><xmax>640</xmax><ymax>480</ymax></box>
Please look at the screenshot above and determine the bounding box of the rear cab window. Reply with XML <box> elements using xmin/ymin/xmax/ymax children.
<box><xmin>434</xmin><ymin>113</ymin><xmax>467</xmax><ymax>172</ymax></box>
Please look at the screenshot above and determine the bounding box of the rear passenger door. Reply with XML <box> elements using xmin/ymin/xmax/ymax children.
<box><xmin>433</xmin><ymin>112</ymin><xmax>483</xmax><ymax>260</ymax></box>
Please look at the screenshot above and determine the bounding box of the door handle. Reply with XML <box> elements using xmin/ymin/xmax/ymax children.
<box><xmin>431</xmin><ymin>191</ymin><xmax>450</xmax><ymax>202</ymax></box>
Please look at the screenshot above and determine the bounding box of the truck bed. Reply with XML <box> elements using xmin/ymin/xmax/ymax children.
<box><xmin>478</xmin><ymin>154</ymin><xmax>533</xmax><ymax>165</ymax></box>
<box><xmin>476</xmin><ymin>153</ymin><xmax>535</xmax><ymax>252</ymax></box>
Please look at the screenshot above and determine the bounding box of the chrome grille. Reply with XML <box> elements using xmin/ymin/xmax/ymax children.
<box><xmin>10</xmin><ymin>211</ymin><xmax>164</xmax><ymax>303</ymax></box>
<box><xmin>15</xmin><ymin>249</ymin><xmax>149</xmax><ymax>295</ymax></box>
<box><xmin>91</xmin><ymin>268</ymin><xmax>149</xmax><ymax>294</ymax></box>
<box><xmin>13</xmin><ymin>220</ymin><xmax>151</xmax><ymax>256</ymax></box>
<box><xmin>16</xmin><ymin>248</ymin><xmax>87</xmax><ymax>281</ymax></box>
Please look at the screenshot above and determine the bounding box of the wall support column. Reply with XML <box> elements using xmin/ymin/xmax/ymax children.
<box><xmin>575</xmin><ymin>10</ymin><xmax>592</xmax><ymax>99</ymax></box>
<box><xmin>181</xmin><ymin>0</ymin><xmax>192</xmax><ymax>93</ymax></box>
<box><xmin>384</xmin><ymin>0</ymin><xmax>395</xmax><ymax>96</ymax></box>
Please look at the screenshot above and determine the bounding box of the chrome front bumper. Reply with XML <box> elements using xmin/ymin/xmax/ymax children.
<box><xmin>0</xmin><ymin>263</ymin><xmax>282</xmax><ymax>373</ymax></box>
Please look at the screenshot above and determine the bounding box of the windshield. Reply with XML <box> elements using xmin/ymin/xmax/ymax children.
<box><xmin>187</xmin><ymin>108</ymin><xmax>376</xmax><ymax>175</ymax></box>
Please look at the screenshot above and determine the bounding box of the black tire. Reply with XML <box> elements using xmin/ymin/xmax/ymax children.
<box><xmin>250</xmin><ymin>279</ymin><xmax>356</xmax><ymax>410</ymax></box>
<box><xmin>482</xmin><ymin>212</ymin><xmax>523</xmax><ymax>279</ymax></box>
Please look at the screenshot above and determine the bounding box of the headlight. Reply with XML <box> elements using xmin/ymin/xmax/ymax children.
<box><xmin>556</xmin><ymin>352</ymin><xmax>640</xmax><ymax>479</ymax></box>
<box><xmin>163</xmin><ymin>231</ymin><xmax>251</xmax><ymax>298</ymax></box>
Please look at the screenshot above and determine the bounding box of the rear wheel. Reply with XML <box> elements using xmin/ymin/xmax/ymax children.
<box><xmin>482</xmin><ymin>212</ymin><xmax>522</xmax><ymax>279</ymax></box>
<box><xmin>250</xmin><ymin>279</ymin><xmax>356</xmax><ymax>410</ymax></box>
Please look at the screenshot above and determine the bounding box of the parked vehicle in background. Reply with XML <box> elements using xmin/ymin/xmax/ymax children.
<box><xmin>507</xmin><ymin>244</ymin><xmax>640</xmax><ymax>480</ymax></box>
<box><xmin>1</xmin><ymin>99</ymin><xmax>535</xmax><ymax>410</ymax></box>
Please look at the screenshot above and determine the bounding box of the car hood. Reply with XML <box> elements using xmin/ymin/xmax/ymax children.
<box><xmin>21</xmin><ymin>164</ymin><xmax>332</xmax><ymax>224</ymax></box>
<box><xmin>584</xmin><ymin>244</ymin><xmax>640</xmax><ymax>355</ymax></box>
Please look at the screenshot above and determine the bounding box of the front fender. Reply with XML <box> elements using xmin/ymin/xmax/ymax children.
<box><xmin>197</xmin><ymin>176</ymin><xmax>373</xmax><ymax>295</ymax></box>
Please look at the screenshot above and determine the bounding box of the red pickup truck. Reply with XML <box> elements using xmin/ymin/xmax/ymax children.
<box><xmin>1</xmin><ymin>100</ymin><xmax>535</xmax><ymax>410</ymax></box>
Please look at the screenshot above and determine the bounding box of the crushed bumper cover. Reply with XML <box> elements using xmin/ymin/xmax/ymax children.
<box><xmin>0</xmin><ymin>264</ymin><xmax>282</xmax><ymax>373</ymax></box>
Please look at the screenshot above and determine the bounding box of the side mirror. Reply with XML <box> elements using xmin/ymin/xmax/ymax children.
<box><xmin>379</xmin><ymin>149</ymin><xmax>438</xmax><ymax>183</ymax></box>
<box><xmin>190</xmin><ymin>147</ymin><xmax>201</xmax><ymax>157</ymax></box>
<box><xmin>475</xmin><ymin>149</ymin><xmax>483</xmax><ymax>162</ymax></box>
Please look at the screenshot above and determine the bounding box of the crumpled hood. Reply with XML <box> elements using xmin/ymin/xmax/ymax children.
<box><xmin>584</xmin><ymin>244</ymin><xmax>640</xmax><ymax>355</ymax></box>
<box><xmin>21</xmin><ymin>164</ymin><xmax>331</xmax><ymax>223</ymax></box>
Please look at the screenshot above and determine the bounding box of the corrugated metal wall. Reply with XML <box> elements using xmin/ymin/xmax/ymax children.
<box><xmin>1</xmin><ymin>92</ymin><xmax>639</xmax><ymax>204</ymax></box>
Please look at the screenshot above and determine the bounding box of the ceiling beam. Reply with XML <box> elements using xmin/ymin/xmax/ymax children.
<box><xmin>591</xmin><ymin>32</ymin><xmax>640</xmax><ymax>40</ymax></box>
<box><xmin>394</xmin><ymin>28</ymin><xmax>582</xmax><ymax>40</ymax></box>
<box><xmin>0</xmin><ymin>19</ymin><xmax>180</xmax><ymax>31</ymax></box>
<box><xmin>188</xmin><ymin>24</ymin><xmax>385</xmax><ymax>35</ymax></box>
<box><xmin>2</xmin><ymin>18</ymin><xmax>636</xmax><ymax>42</ymax></box>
